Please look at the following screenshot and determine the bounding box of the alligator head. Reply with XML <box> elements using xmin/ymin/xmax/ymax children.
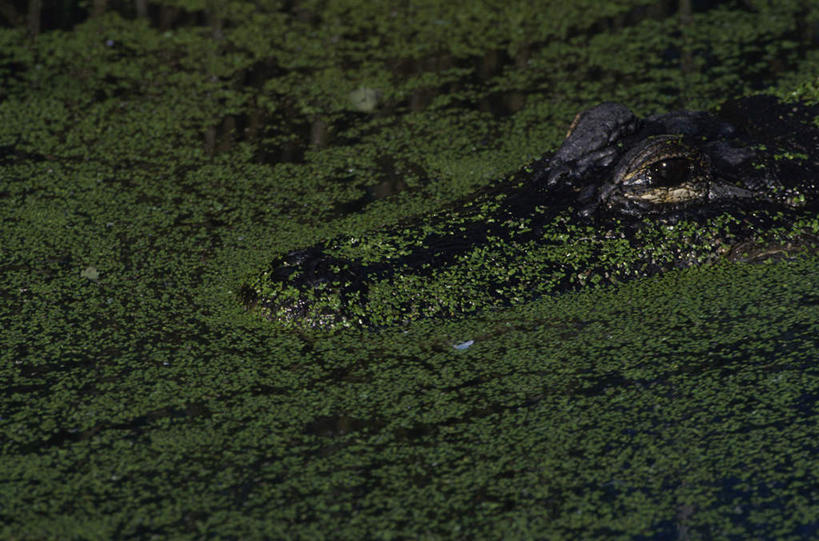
<box><xmin>547</xmin><ymin>97</ymin><xmax>814</xmax><ymax>217</ymax></box>
<box><xmin>242</xmin><ymin>95</ymin><xmax>819</xmax><ymax>329</ymax></box>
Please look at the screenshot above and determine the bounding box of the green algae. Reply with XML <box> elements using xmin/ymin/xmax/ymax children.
<box><xmin>2</xmin><ymin>1</ymin><xmax>819</xmax><ymax>539</ymax></box>
<box><xmin>4</xmin><ymin>250</ymin><xmax>819</xmax><ymax>539</ymax></box>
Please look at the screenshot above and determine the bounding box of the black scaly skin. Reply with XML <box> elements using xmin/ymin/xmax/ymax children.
<box><xmin>242</xmin><ymin>95</ymin><xmax>819</xmax><ymax>329</ymax></box>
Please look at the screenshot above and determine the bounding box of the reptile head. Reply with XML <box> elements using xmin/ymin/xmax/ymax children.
<box><xmin>243</xmin><ymin>96</ymin><xmax>819</xmax><ymax>329</ymax></box>
<box><xmin>549</xmin><ymin>98</ymin><xmax>815</xmax><ymax>218</ymax></box>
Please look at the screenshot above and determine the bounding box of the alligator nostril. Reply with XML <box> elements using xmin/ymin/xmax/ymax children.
<box><xmin>283</xmin><ymin>247</ymin><xmax>324</xmax><ymax>266</ymax></box>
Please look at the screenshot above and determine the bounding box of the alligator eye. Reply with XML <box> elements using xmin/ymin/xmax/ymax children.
<box><xmin>613</xmin><ymin>135</ymin><xmax>701</xmax><ymax>188</ymax></box>
<box><xmin>605</xmin><ymin>135</ymin><xmax>712</xmax><ymax>210</ymax></box>
<box><xmin>640</xmin><ymin>156</ymin><xmax>694</xmax><ymax>187</ymax></box>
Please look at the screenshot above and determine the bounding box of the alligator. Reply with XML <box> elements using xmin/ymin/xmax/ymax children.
<box><xmin>241</xmin><ymin>94</ymin><xmax>819</xmax><ymax>329</ymax></box>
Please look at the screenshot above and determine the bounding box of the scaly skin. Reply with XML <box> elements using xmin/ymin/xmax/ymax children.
<box><xmin>241</xmin><ymin>95</ymin><xmax>819</xmax><ymax>329</ymax></box>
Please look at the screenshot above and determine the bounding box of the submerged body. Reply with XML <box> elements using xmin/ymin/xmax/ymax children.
<box><xmin>242</xmin><ymin>95</ymin><xmax>819</xmax><ymax>329</ymax></box>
